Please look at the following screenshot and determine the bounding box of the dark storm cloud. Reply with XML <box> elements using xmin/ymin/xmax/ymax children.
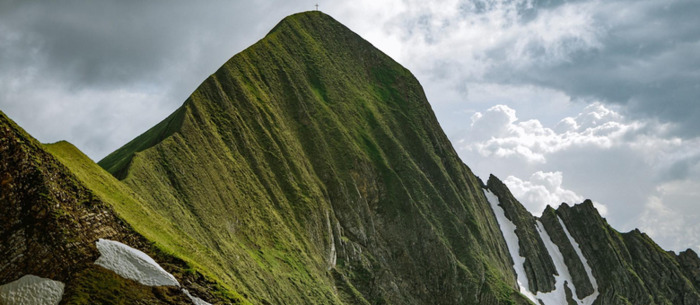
<box><xmin>0</xmin><ymin>1</ymin><xmax>301</xmax><ymax>159</ymax></box>
<box><xmin>2</xmin><ymin>2</ymin><xmax>170</xmax><ymax>88</ymax></box>
<box><xmin>0</xmin><ymin>1</ymin><xmax>275</xmax><ymax>89</ymax></box>
<box><xmin>502</xmin><ymin>0</ymin><xmax>700</xmax><ymax>136</ymax></box>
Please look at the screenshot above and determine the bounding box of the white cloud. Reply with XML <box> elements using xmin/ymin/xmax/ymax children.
<box><xmin>459</xmin><ymin>102</ymin><xmax>644</xmax><ymax>164</ymax></box>
<box><xmin>504</xmin><ymin>171</ymin><xmax>582</xmax><ymax>215</ymax></box>
<box><xmin>639</xmin><ymin>180</ymin><xmax>700</xmax><ymax>252</ymax></box>
<box><xmin>502</xmin><ymin>170</ymin><xmax>609</xmax><ymax>217</ymax></box>
<box><xmin>2</xmin><ymin>0</ymin><xmax>699</xmax><ymax>254</ymax></box>
<box><xmin>454</xmin><ymin>101</ymin><xmax>700</xmax><ymax>251</ymax></box>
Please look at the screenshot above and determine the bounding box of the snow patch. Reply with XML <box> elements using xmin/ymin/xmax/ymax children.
<box><xmin>484</xmin><ymin>189</ymin><xmax>538</xmax><ymax>301</ymax></box>
<box><xmin>95</xmin><ymin>239</ymin><xmax>179</xmax><ymax>287</ymax></box>
<box><xmin>485</xmin><ymin>188</ymin><xmax>600</xmax><ymax>304</ymax></box>
<box><xmin>559</xmin><ymin>216</ymin><xmax>599</xmax><ymax>304</ymax></box>
<box><xmin>326</xmin><ymin>210</ymin><xmax>337</xmax><ymax>270</ymax></box>
<box><xmin>183</xmin><ymin>289</ymin><xmax>212</xmax><ymax>305</ymax></box>
<box><xmin>531</xmin><ymin>220</ymin><xmax>577</xmax><ymax>304</ymax></box>
<box><xmin>0</xmin><ymin>274</ymin><xmax>64</xmax><ymax>305</ymax></box>
<box><xmin>95</xmin><ymin>239</ymin><xmax>213</xmax><ymax>304</ymax></box>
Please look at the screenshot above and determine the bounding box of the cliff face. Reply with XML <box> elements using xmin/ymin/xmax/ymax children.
<box><xmin>487</xmin><ymin>174</ymin><xmax>700</xmax><ymax>305</ymax></box>
<box><xmin>98</xmin><ymin>11</ymin><xmax>528</xmax><ymax>305</ymax></box>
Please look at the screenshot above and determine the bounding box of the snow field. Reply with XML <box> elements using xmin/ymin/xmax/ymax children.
<box><xmin>484</xmin><ymin>190</ymin><xmax>538</xmax><ymax>301</ymax></box>
<box><xmin>95</xmin><ymin>238</ymin><xmax>180</xmax><ymax>287</ymax></box>
<box><xmin>0</xmin><ymin>274</ymin><xmax>65</xmax><ymax>305</ymax></box>
<box><xmin>95</xmin><ymin>238</ymin><xmax>211</xmax><ymax>304</ymax></box>
<box><xmin>558</xmin><ymin>217</ymin><xmax>600</xmax><ymax>304</ymax></box>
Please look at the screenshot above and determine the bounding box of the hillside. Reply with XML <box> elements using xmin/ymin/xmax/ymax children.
<box><xmin>99</xmin><ymin>11</ymin><xmax>528</xmax><ymax>305</ymax></box>
<box><xmin>2</xmin><ymin>10</ymin><xmax>700</xmax><ymax>305</ymax></box>
<box><xmin>0</xmin><ymin>111</ymin><xmax>234</xmax><ymax>304</ymax></box>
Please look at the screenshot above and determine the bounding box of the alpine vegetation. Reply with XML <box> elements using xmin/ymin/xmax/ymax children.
<box><xmin>1</xmin><ymin>11</ymin><xmax>699</xmax><ymax>305</ymax></box>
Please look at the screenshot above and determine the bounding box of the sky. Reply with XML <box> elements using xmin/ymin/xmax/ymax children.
<box><xmin>2</xmin><ymin>0</ymin><xmax>700</xmax><ymax>253</ymax></box>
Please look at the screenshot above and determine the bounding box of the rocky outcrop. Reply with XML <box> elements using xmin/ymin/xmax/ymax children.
<box><xmin>556</xmin><ymin>201</ymin><xmax>656</xmax><ymax>304</ymax></box>
<box><xmin>678</xmin><ymin>249</ymin><xmax>700</xmax><ymax>291</ymax></box>
<box><xmin>1</xmin><ymin>111</ymin><xmax>130</xmax><ymax>283</ymax></box>
<box><xmin>487</xmin><ymin>175</ymin><xmax>557</xmax><ymax>293</ymax></box>
<box><xmin>539</xmin><ymin>206</ymin><xmax>594</xmax><ymax>299</ymax></box>
<box><xmin>498</xmin><ymin>193</ymin><xmax>700</xmax><ymax>305</ymax></box>
<box><xmin>486</xmin><ymin>172</ymin><xmax>700</xmax><ymax>305</ymax></box>
<box><xmin>0</xmin><ymin>111</ymin><xmax>226</xmax><ymax>304</ymax></box>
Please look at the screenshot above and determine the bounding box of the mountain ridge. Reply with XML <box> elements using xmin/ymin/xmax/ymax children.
<box><xmin>486</xmin><ymin>173</ymin><xmax>700</xmax><ymax>304</ymax></box>
<box><xmin>98</xmin><ymin>11</ymin><xmax>528</xmax><ymax>304</ymax></box>
<box><xmin>1</xmin><ymin>10</ymin><xmax>700</xmax><ymax>305</ymax></box>
<box><xmin>0</xmin><ymin>111</ymin><xmax>234</xmax><ymax>304</ymax></box>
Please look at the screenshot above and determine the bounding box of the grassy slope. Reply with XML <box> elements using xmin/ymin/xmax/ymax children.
<box><xmin>44</xmin><ymin>140</ymin><xmax>248</xmax><ymax>304</ymax></box>
<box><xmin>100</xmin><ymin>11</ymin><xmax>530</xmax><ymax>305</ymax></box>
<box><xmin>99</xmin><ymin>106</ymin><xmax>186</xmax><ymax>179</ymax></box>
<box><xmin>0</xmin><ymin>110</ymin><xmax>235</xmax><ymax>304</ymax></box>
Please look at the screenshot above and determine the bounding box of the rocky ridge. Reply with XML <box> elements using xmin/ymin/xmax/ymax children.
<box><xmin>0</xmin><ymin>111</ymin><xmax>229</xmax><ymax>304</ymax></box>
<box><xmin>2</xmin><ymin>10</ymin><xmax>700</xmax><ymax>305</ymax></box>
<box><xmin>486</xmin><ymin>174</ymin><xmax>700</xmax><ymax>305</ymax></box>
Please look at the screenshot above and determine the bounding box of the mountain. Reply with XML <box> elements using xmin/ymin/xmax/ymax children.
<box><xmin>0</xmin><ymin>112</ymin><xmax>233</xmax><ymax>304</ymax></box>
<box><xmin>486</xmin><ymin>175</ymin><xmax>700</xmax><ymax>304</ymax></box>
<box><xmin>98</xmin><ymin>11</ymin><xmax>526</xmax><ymax>305</ymax></box>
<box><xmin>2</xmin><ymin>10</ymin><xmax>700</xmax><ymax>305</ymax></box>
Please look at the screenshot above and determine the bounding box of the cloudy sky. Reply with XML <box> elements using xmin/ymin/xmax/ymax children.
<box><xmin>2</xmin><ymin>0</ymin><xmax>700</xmax><ymax>253</ymax></box>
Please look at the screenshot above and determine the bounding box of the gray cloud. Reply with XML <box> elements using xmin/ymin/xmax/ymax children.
<box><xmin>1</xmin><ymin>0</ymin><xmax>699</xmax><ymax>252</ymax></box>
<box><xmin>493</xmin><ymin>0</ymin><xmax>700</xmax><ymax>135</ymax></box>
<box><xmin>0</xmin><ymin>0</ymin><xmax>301</xmax><ymax>159</ymax></box>
<box><xmin>453</xmin><ymin>102</ymin><xmax>700</xmax><ymax>251</ymax></box>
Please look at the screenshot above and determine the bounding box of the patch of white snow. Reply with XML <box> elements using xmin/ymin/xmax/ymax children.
<box><xmin>486</xmin><ymin>188</ymin><xmax>600</xmax><ymax>305</ymax></box>
<box><xmin>484</xmin><ymin>189</ymin><xmax>538</xmax><ymax>302</ymax></box>
<box><xmin>183</xmin><ymin>289</ymin><xmax>212</xmax><ymax>305</ymax></box>
<box><xmin>532</xmin><ymin>220</ymin><xmax>577</xmax><ymax>304</ymax></box>
<box><xmin>0</xmin><ymin>274</ymin><xmax>64</xmax><ymax>305</ymax></box>
<box><xmin>326</xmin><ymin>210</ymin><xmax>337</xmax><ymax>270</ymax></box>
<box><xmin>558</xmin><ymin>216</ymin><xmax>599</xmax><ymax>304</ymax></box>
<box><xmin>95</xmin><ymin>239</ymin><xmax>179</xmax><ymax>287</ymax></box>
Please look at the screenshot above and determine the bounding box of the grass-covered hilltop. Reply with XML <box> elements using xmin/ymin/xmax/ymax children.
<box><xmin>97</xmin><ymin>11</ymin><xmax>526</xmax><ymax>305</ymax></box>
<box><xmin>2</xmin><ymin>10</ymin><xmax>700</xmax><ymax>305</ymax></box>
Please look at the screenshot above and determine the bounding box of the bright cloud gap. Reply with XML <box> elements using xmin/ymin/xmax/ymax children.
<box><xmin>452</xmin><ymin>100</ymin><xmax>700</xmax><ymax>253</ymax></box>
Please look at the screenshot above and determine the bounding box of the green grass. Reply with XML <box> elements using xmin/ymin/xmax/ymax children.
<box><xmin>60</xmin><ymin>265</ymin><xmax>189</xmax><ymax>305</ymax></box>
<box><xmin>44</xmin><ymin>141</ymin><xmax>249</xmax><ymax>304</ymax></box>
<box><xmin>92</xmin><ymin>11</ymin><xmax>526</xmax><ymax>304</ymax></box>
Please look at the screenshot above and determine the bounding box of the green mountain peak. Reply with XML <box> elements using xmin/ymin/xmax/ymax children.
<box><xmin>4</xmin><ymin>11</ymin><xmax>700</xmax><ymax>305</ymax></box>
<box><xmin>97</xmin><ymin>10</ymin><xmax>526</xmax><ymax>305</ymax></box>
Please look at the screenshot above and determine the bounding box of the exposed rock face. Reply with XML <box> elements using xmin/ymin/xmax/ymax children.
<box><xmin>487</xmin><ymin>175</ymin><xmax>557</xmax><ymax>293</ymax></box>
<box><xmin>678</xmin><ymin>249</ymin><xmax>700</xmax><ymax>290</ymax></box>
<box><xmin>486</xmin><ymin>173</ymin><xmax>700</xmax><ymax>305</ymax></box>
<box><xmin>0</xmin><ymin>112</ymin><xmax>224</xmax><ymax>304</ymax></box>
<box><xmin>557</xmin><ymin>201</ymin><xmax>700</xmax><ymax>305</ymax></box>
<box><xmin>1</xmin><ymin>111</ymin><xmax>131</xmax><ymax>283</ymax></box>
<box><xmin>539</xmin><ymin>206</ymin><xmax>594</xmax><ymax>299</ymax></box>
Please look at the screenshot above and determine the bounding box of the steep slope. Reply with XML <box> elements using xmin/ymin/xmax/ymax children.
<box><xmin>0</xmin><ymin>111</ymin><xmax>231</xmax><ymax>304</ymax></box>
<box><xmin>43</xmin><ymin>140</ymin><xmax>243</xmax><ymax>304</ymax></box>
<box><xmin>100</xmin><ymin>11</ymin><xmax>530</xmax><ymax>305</ymax></box>
<box><xmin>486</xmin><ymin>174</ymin><xmax>700</xmax><ymax>305</ymax></box>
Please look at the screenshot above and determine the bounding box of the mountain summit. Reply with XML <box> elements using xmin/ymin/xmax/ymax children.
<box><xmin>99</xmin><ymin>11</ymin><xmax>524</xmax><ymax>304</ymax></box>
<box><xmin>2</xmin><ymin>11</ymin><xmax>699</xmax><ymax>305</ymax></box>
